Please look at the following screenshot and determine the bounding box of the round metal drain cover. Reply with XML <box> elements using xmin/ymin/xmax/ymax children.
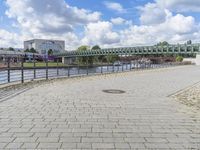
<box><xmin>102</xmin><ymin>89</ymin><xmax>126</xmax><ymax>94</ymax></box>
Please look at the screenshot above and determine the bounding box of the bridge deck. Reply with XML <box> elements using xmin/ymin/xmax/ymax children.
<box><xmin>57</xmin><ymin>43</ymin><xmax>200</xmax><ymax>57</ymax></box>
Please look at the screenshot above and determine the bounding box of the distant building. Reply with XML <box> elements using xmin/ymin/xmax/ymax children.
<box><xmin>24</xmin><ymin>39</ymin><xmax>65</xmax><ymax>55</ymax></box>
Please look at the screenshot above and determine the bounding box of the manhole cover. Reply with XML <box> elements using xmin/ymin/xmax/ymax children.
<box><xmin>102</xmin><ymin>89</ymin><xmax>126</xmax><ymax>94</ymax></box>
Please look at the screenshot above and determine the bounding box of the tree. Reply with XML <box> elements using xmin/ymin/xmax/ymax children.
<box><xmin>77</xmin><ymin>45</ymin><xmax>89</xmax><ymax>51</ymax></box>
<box><xmin>76</xmin><ymin>46</ymin><xmax>90</xmax><ymax>65</ymax></box>
<box><xmin>176</xmin><ymin>56</ymin><xmax>183</xmax><ymax>62</ymax></box>
<box><xmin>8</xmin><ymin>47</ymin><xmax>14</xmax><ymax>51</ymax></box>
<box><xmin>156</xmin><ymin>41</ymin><xmax>169</xmax><ymax>46</ymax></box>
<box><xmin>106</xmin><ymin>55</ymin><xmax>120</xmax><ymax>63</ymax></box>
<box><xmin>187</xmin><ymin>40</ymin><xmax>192</xmax><ymax>45</ymax></box>
<box><xmin>48</xmin><ymin>49</ymin><xmax>53</xmax><ymax>56</ymax></box>
<box><xmin>24</xmin><ymin>48</ymin><xmax>38</xmax><ymax>53</ymax></box>
<box><xmin>91</xmin><ymin>45</ymin><xmax>101</xmax><ymax>63</ymax></box>
<box><xmin>91</xmin><ymin>45</ymin><xmax>101</xmax><ymax>50</ymax></box>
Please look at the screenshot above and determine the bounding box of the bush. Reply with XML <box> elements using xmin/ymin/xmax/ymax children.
<box><xmin>176</xmin><ymin>56</ymin><xmax>183</xmax><ymax>62</ymax></box>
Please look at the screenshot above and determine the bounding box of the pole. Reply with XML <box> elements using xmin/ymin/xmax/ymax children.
<box><xmin>67</xmin><ymin>65</ymin><xmax>70</xmax><ymax>77</ymax></box>
<box><xmin>46</xmin><ymin>58</ymin><xmax>48</xmax><ymax>80</ymax></box>
<box><xmin>86</xmin><ymin>57</ymin><xmax>89</xmax><ymax>75</ymax></box>
<box><xmin>33</xmin><ymin>54</ymin><xmax>36</xmax><ymax>79</ymax></box>
<box><xmin>101</xmin><ymin>60</ymin><xmax>103</xmax><ymax>74</ymax></box>
<box><xmin>7</xmin><ymin>57</ymin><xmax>10</xmax><ymax>83</ymax></box>
<box><xmin>21</xmin><ymin>56</ymin><xmax>24</xmax><ymax>83</ymax></box>
<box><xmin>112</xmin><ymin>63</ymin><xmax>114</xmax><ymax>73</ymax></box>
<box><xmin>56</xmin><ymin>57</ymin><xmax>59</xmax><ymax>76</ymax></box>
<box><xmin>126</xmin><ymin>55</ymin><xmax>128</xmax><ymax>70</ymax></box>
<box><xmin>130</xmin><ymin>55</ymin><xmax>132</xmax><ymax>71</ymax></box>
<box><xmin>121</xmin><ymin>54</ymin><xmax>123</xmax><ymax>72</ymax></box>
<box><xmin>78</xmin><ymin>57</ymin><xmax>80</xmax><ymax>75</ymax></box>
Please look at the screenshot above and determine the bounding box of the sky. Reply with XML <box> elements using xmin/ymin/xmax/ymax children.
<box><xmin>0</xmin><ymin>0</ymin><xmax>200</xmax><ymax>50</ymax></box>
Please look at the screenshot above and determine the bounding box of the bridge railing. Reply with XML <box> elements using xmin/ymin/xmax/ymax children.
<box><xmin>57</xmin><ymin>43</ymin><xmax>200</xmax><ymax>57</ymax></box>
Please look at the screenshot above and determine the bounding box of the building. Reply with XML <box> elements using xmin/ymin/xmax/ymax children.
<box><xmin>24</xmin><ymin>39</ymin><xmax>65</xmax><ymax>55</ymax></box>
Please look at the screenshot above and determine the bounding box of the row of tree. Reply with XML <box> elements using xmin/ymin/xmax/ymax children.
<box><xmin>24</xmin><ymin>48</ymin><xmax>53</xmax><ymax>55</ymax></box>
<box><xmin>76</xmin><ymin>45</ymin><xmax>119</xmax><ymax>65</ymax></box>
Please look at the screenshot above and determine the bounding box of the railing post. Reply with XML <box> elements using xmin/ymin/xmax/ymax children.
<box><xmin>86</xmin><ymin>57</ymin><xmax>89</xmax><ymax>75</ymax></box>
<box><xmin>122</xmin><ymin>61</ymin><xmax>124</xmax><ymax>72</ymax></box>
<box><xmin>107</xmin><ymin>62</ymin><xmax>109</xmax><ymax>72</ymax></box>
<box><xmin>112</xmin><ymin>64</ymin><xmax>114</xmax><ymax>72</ymax></box>
<box><xmin>67</xmin><ymin>65</ymin><xmax>70</xmax><ymax>77</ymax></box>
<box><xmin>126</xmin><ymin>56</ymin><xmax>128</xmax><ymax>70</ymax></box>
<box><xmin>101</xmin><ymin>60</ymin><xmax>103</xmax><ymax>74</ymax></box>
<box><xmin>7</xmin><ymin>57</ymin><xmax>10</xmax><ymax>83</ymax></box>
<box><xmin>129</xmin><ymin>55</ymin><xmax>132</xmax><ymax>71</ymax></box>
<box><xmin>21</xmin><ymin>57</ymin><xmax>24</xmax><ymax>83</ymax></box>
<box><xmin>46</xmin><ymin>58</ymin><xmax>48</xmax><ymax>80</ymax></box>
<box><xmin>56</xmin><ymin>57</ymin><xmax>59</xmax><ymax>76</ymax></box>
<box><xmin>117</xmin><ymin>62</ymin><xmax>119</xmax><ymax>72</ymax></box>
<box><xmin>33</xmin><ymin>54</ymin><xmax>36</xmax><ymax>79</ymax></box>
<box><xmin>78</xmin><ymin>57</ymin><xmax>80</xmax><ymax>75</ymax></box>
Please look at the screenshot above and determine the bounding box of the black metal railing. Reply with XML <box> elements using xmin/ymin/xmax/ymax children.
<box><xmin>0</xmin><ymin>56</ymin><xmax>186</xmax><ymax>85</ymax></box>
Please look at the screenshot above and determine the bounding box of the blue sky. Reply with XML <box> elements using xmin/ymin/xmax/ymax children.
<box><xmin>0</xmin><ymin>0</ymin><xmax>200</xmax><ymax>49</ymax></box>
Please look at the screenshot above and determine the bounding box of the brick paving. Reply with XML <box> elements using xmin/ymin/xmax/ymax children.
<box><xmin>0</xmin><ymin>66</ymin><xmax>200</xmax><ymax>149</ymax></box>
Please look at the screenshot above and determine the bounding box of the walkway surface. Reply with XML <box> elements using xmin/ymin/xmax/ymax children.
<box><xmin>0</xmin><ymin>66</ymin><xmax>200</xmax><ymax>150</ymax></box>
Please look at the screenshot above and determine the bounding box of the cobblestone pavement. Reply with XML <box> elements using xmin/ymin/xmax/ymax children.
<box><xmin>0</xmin><ymin>66</ymin><xmax>200</xmax><ymax>150</ymax></box>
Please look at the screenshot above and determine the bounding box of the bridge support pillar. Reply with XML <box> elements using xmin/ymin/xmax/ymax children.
<box><xmin>62</xmin><ymin>57</ymin><xmax>75</xmax><ymax>64</ymax></box>
<box><xmin>195</xmin><ymin>54</ymin><xmax>200</xmax><ymax>65</ymax></box>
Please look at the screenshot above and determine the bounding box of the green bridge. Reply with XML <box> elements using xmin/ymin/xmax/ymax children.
<box><xmin>57</xmin><ymin>43</ymin><xmax>200</xmax><ymax>57</ymax></box>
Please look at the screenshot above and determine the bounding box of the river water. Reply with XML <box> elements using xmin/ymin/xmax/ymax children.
<box><xmin>0</xmin><ymin>63</ymin><xmax>165</xmax><ymax>85</ymax></box>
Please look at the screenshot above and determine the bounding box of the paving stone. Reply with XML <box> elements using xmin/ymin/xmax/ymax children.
<box><xmin>37</xmin><ymin>143</ymin><xmax>62</xmax><ymax>149</ymax></box>
<box><xmin>6</xmin><ymin>143</ymin><xmax>23</xmax><ymax>149</ymax></box>
<box><xmin>0</xmin><ymin>66</ymin><xmax>200</xmax><ymax>150</ymax></box>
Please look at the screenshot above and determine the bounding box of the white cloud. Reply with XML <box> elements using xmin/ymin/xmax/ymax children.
<box><xmin>111</xmin><ymin>17</ymin><xmax>125</xmax><ymax>25</ymax></box>
<box><xmin>156</xmin><ymin>0</ymin><xmax>200</xmax><ymax>12</ymax></box>
<box><xmin>81</xmin><ymin>21</ymin><xmax>120</xmax><ymax>46</ymax></box>
<box><xmin>104</xmin><ymin>1</ymin><xmax>126</xmax><ymax>13</ymax></box>
<box><xmin>0</xmin><ymin>29</ymin><xmax>21</xmax><ymax>48</ymax></box>
<box><xmin>111</xmin><ymin>17</ymin><xmax>132</xmax><ymax>26</ymax></box>
<box><xmin>138</xmin><ymin>3</ymin><xmax>169</xmax><ymax>25</ymax></box>
<box><xmin>5</xmin><ymin>0</ymin><xmax>101</xmax><ymax>36</ymax></box>
<box><xmin>120</xmin><ymin>13</ymin><xmax>199</xmax><ymax>46</ymax></box>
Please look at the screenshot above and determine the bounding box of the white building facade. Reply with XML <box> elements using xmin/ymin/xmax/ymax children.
<box><xmin>24</xmin><ymin>39</ymin><xmax>65</xmax><ymax>55</ymax></box>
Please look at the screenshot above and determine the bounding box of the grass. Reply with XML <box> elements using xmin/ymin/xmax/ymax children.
<box><xmin>23</xmin><ymin>62</ymin><xmax>68</xmax><ymax>67</ymax></box>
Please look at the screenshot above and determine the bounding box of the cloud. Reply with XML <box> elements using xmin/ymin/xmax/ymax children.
<box><xmin>81</xmin><ymin>21</ymin><xmax>120</xmax><ymax>46</ymax></box>
<box><xmin>104</xmin><ymin>1</ymin><xmax>126</xmax><ymax>13</ymax></box>
<box><xmin>110</xmin><ymin>17</ymin><xmax>132</xmax><ymax>26</ymax></box>
<box><xmin>138</xmin><ymin>3</ymin><xmax>169</xmax><ymax>25</ymax></box>
<box><xmin>156</xmin><ymin>0</ymin><xmax>200</xmax><ymax>12</ymax></box>
<box><xmin>5</xmin><ymin>0</ymin><xmax>101</xmax><ymax>36</ymax></box>
<box><xmin>0</xmin><ymin>29</ymin><xmax>21</xmax><ymax>48</ymax></box>
<box><xmin>119</xmin><ymin>13</ymin><xmax>198</xmax><ymax>46</ymax></box>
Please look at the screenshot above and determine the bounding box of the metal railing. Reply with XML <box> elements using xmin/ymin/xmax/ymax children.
<box><xmin>0</xmin><ymin>56</ymin><xmax>185</xmax><ymax>85</ymax></box>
